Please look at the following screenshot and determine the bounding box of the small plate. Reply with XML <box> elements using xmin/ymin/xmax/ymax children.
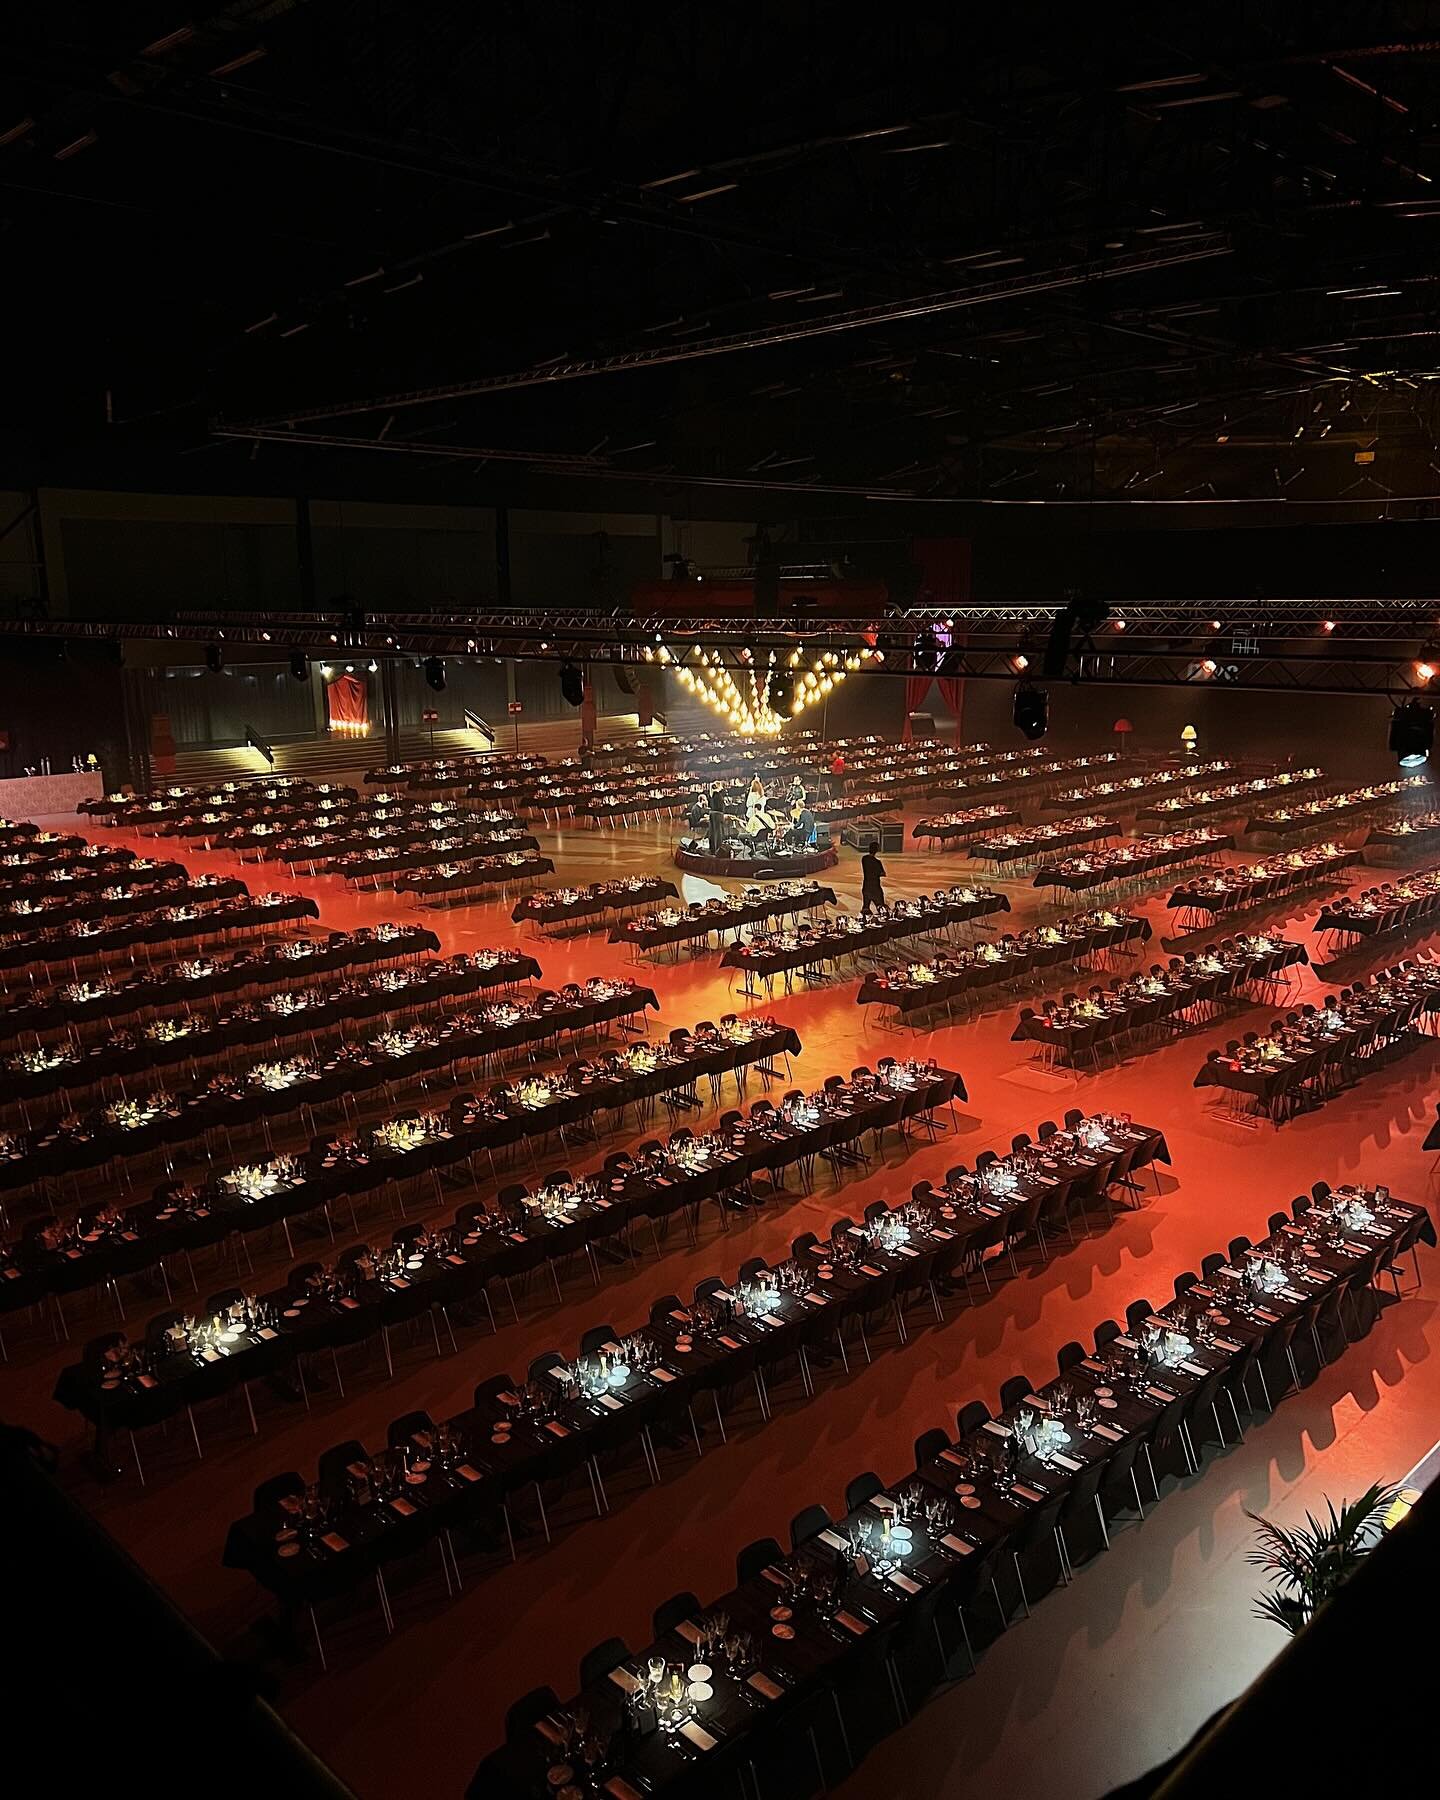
<box><xmin>283</xmin><ymin>1308</ymin><xmax>300</xmax><ymax>1318</ymax></box>
<box><xmin>771</xmin><ymin>1623</ymin><xmax>795</xmax><ymax>1640</ymax></box>
<box><xmin>546</xmin><ymin>1765</ymin><xmax>573</xmax><ymax>1788</ymax></box>
<box><xmin>1093</xmin><ymin>1386</ymin><xmax>1113</xmax><ymax>1398</ymax></box>
<box><xmin>687</xmin><ymin>1681</ymin><xmax>714</xmax><ymax>1703</ymax></box>
<box><xmin>954</xmin><ymin>1481</ymin><xmax>976</xmax><ymax>1496</ymax></box>
<box><xmin>960</xmin><ymin>1494</ymin><xmax>982</xmax><ymax>1510</ymax></box>
<box><xmin>769</xmin><ymin>1605</ymin><xmax>792</xmax><ymax>1622</ymax></box>
<box><xmin>687</xmin><ymin>1664</ymin><xmax>712</xmax><ymax>1682</ymax></box>
<box><xmin>277</xmin><ymin>1544</ymin><xmax>300</xmax><ymax>1559</ymax></box>
<box><xmin>1099</xmin><ymin>1397</ymin><xmax>1119</xmax><ymax>1410</ymax></box>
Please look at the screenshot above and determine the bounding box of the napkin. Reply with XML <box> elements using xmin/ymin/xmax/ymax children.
<box><xmin>834</xmin><ymin>1610</ymin><xmax>869</xmax><ymax>1635</ymax></box>
<box><xmin>1050</xmin><ymin>1452</ymin><xmax>1084</xmax><ymax>1472</ymax></box>
<box><xmin>675</xmin><ymin>1619</ymin><xmax>702</xmax><ymax>1645</ymax></box>
<box><xmin>320</xmin><ymin>1531</ymin><xmax>350</xmax><ymax>1554</ymax></box>
<box><xmin>940</xmin><ymin>1533</ymin><xmax>974</xmax><ymax>1556</ymax></box>
<box><xmin>804</xmin><ymin>1292</ymin><xmax>829</xmax><ymax>1307</ymax></box>
<box><xmin>1178</xmin><ymin>1359</ymin><xmax>1209</xmax><ymax>1377</ymax></box>
<box><xmin>818</xmin><ymin>1528</ymin><xmax>849</xmax><ymax>1551</ymax></box>
<box><xmin>597</xmin><ymin>1394</ymin><xmax>624</xmax><ymax>1410</ymax></box>
<box><xmin>389</xmin><ymin>1497</ymin><xmax>417</xmax><ymax>1518</ymax></box>
<box><xmin>718</xmin><ymin>1334</ymin><xmax>743</xmax><ymax>1350</ymax></box>
<box><xmin>938</xmin><ymin>1448</ymin><xmax>968</xmax><ymax>1468</ymax></box>
<box><xmin>748</xmin><ymin>1671</ymin><xmax>785</xmax><ymax>1702</ymax></box>
<box><xmin>1092</xmin><ymin>1423</ymin><xmax>1124</xmax><ymax>1443</ymax></box>
<box><xmin>888</xmin><ymin>1569</ymin><xmax>923</xmax><ymax>1594</ymax></box>
<box><xmin>604</xmin><ymin>1779</ymin><xmax>644</xmax><ymax>1800</ymax></box>
<box><xmin>679</xmin><ymin>1721</ymin><xmax>718</xmax><ymax>1752</ymax></box>
<box><xmin>607</xmin><ymin>1666</ymin><xmax>642</xmax><ymax>1696</ymax></box>
<box><xmin>1011</xmin><ymin>1484</ymin><xmax>1046</xmax><ymax>1505</ymax></box>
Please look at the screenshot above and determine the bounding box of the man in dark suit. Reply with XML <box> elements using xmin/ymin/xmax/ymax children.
<box><xmin>860</xmin><ymin>840</ymin><xmax>886</xmax><ymax>916</ymax></box>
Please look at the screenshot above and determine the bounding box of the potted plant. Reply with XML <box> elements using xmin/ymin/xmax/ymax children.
<box><xmin>1246</xmin><ymin>1482</ymin><xmax>1399</xmax><ymax>1635</ymax></box>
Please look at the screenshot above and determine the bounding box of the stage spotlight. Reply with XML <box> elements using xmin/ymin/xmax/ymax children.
<box><xmin>423</xmin><ymin>657</ymin><xmax>446</xmax><ymax>692</ymax></box>
<box><xmin>205</xmin><ymin>643</ymin><xmax>224</xmax><ymax>674</ymax></box>
<box><xmin>560</xmin><ymin>662</ymin><xmax>585</xmax><ymax>706</ymax></box>
<box><xmin>1390</xmin><ymin>699</ymin><xmax>1435</xmax><ymax>768</ymax></box>
<box><xmin>613</xmin><ymin>665</ymin><xmax>636</xmax><ymax>697</ymax></box>
<box><xmin>289</xmin><ymin>651</ymin><xmax>310</xmax><ymax>682</ymax></box>
<box><xmin>913</xmin><ymin>626</ymin><xmax>941</xmax><ymax>674</ymax></box>
<box><xmin>1042</xmin><ymin>596</ymin><xmax>1112</xmax><ymax>677</ymax></box>
<box><xmin>1013</xmin><ymin>682</ymin><xmax>1049</xmax><ymax>740</ymax></box>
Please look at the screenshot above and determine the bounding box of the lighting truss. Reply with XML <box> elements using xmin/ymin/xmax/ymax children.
<box><xmin>0</xmin><ymin>601</ymin><xmax>1435</xmax><ymax>697</ymax></box>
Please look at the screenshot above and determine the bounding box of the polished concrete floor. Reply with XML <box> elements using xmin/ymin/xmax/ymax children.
<box><xmin>7</xmin><ymin>790</ymin><xmax>1438</xmax><ymax>1799</ymax></box>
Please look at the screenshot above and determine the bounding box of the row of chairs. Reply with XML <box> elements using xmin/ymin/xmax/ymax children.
<box><xmin>480</xmin><ymin>1192</ymin><xmax>1422</xmax><ymax>1797</ymax></box>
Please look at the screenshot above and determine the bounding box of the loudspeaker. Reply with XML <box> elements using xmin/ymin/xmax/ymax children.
<box><xmin>613</xmin><ymin>666</ymin><xmax>636</xmax><ymax>697</ymax></box>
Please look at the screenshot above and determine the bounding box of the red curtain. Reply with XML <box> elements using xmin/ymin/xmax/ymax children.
<box><xmin>325</xmin><ymin>672</ymin><xmax>368</xmax><ymax>730</ymax></box>
<box><xmin>936</xmin><ymin>676</ymin><xmax>964</xmax><ymax>722</ymax></box>
<box><xmin>900</xmin><ymin>675</ymin><xmax>933</xmax><ymax>739</ymax></box>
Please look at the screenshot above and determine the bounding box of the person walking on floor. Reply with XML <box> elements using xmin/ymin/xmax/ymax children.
<box><xmin>860</xmin><ymin>840</ymin><xmax>886</xmax><ymax>916</ymax></box>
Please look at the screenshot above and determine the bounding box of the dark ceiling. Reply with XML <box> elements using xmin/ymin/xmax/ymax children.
<box><xmin>10</xmin><ymin>3</ymin><xmax>1440</xmax><ymax>514</ymax></box>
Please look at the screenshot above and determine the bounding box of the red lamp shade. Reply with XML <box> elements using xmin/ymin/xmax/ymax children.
<box><xmin>1112</xmin><ymin>718</ymin><xmax>1133</xmax><ymax>733</ymax></box>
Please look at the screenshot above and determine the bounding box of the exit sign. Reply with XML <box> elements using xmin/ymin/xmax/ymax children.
<box><xmin>508</xmin><ymin>701</ymin><xmax>523</xmax><ymax>715</ymax></box>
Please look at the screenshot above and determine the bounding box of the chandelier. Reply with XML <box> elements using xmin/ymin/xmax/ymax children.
<box><xmin>661</xmin><ymin>645</ymin><xmax>879</xmax><ymax>735</ymax></box>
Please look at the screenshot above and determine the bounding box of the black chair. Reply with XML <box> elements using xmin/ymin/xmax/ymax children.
<box><xmin>736</xmin><ymin>1535</ymin><xmax>785</xmax><ymax>1585</ymax></box>
<box><xmin>1093</xmin><ymin>1318</ymin><xmax>1121</xmax><ymax>1352</ymax></box>
<box><xmin>1173</xmin><ymin>1271</ymin><xmax>1198</xmax><ymax>1298</ymax></box>
<box><xmin>845</xmin><ymin>1470</ymin><xmax>884</xmax><ymax>1512</ymax></box>
<box><xmin>789</xmin><ymin>1502</ymin><xmax>832</xmax><ymax>1549</ymax></box>
<box><xmin>1227</xmin><ymin>1235</ymin><xmax>1251</xmax><ymax>1264</ymax></box>
<box><xmin>914</xmin><ymin>1427</ymin><xmax>949</xmax><ymax>1470</ymax></box>
<box><xmin>1200</xmin><ymin>1252</ymin><xmax>1226</xmax><ymax>1282</ymax></box>
<box><xmin>1124</xmin><ymin>1298</ymin><xmax>1155</xmax><ymax>1335</ymax></box>
<box><xmin>998</xmin><ymin>1373</ymin><xmax>1034</xmax><ymax>1412</ymax></box>
<box><xmin>578</xmin><ymin>1636</ymin><xmax>629</xmax><ymax>1691</ymax></box>
<box><xmin>1056</xmin><ymin>1340</ymin><xmax>1086</xmax><ymax>1374</ymax></box>
<box><xmin>653</xmin><ymin>1590</ymin><xmax>701</xmax><ymax>1641</ymax></box>
<box><xmin>956</xmin><ymin>1399</ymin><xmax>991</xmax><ymax>1438</ymax></box>
<box><xmin>504</xmin><ymin>1686</ymin><xmax>560</xmax><ymax>1748</ymax></box>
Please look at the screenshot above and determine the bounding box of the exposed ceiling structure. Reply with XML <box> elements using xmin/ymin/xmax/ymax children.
<box><xmin>10</xmin><ymin>5</ymin><xmax>1440</xmax><ymax>512</ymax></box>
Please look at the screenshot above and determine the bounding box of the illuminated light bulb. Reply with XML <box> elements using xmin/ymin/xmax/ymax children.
<box><xmin>1418</xmin><ymin>661</ymin><xmax>1436</xmax><ymax>682</ymax></box>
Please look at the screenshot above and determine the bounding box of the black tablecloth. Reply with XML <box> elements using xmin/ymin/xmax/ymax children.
<box><xmin>611</xmin><ymin>886</ymin><xmax>837</xmax><ymax>952</ymax></box>
<box><xmin>910</xmin><ymin>807</ymin><xmax>1022</xmax><ymax>846</ymax></box>
<box><xmin>1165</xmin><ymin>847</ymin><xmax>1361</xmax><ymax>921</ymax></box>
<box><xmin>0</xmin><ymin>875</ymin><xmax>246</xmax><ymax>931</ymax></box>
<box><xmin>0</xmin><ymin>893</ymin><xmax>320</xmax><ymax>971</ymax></box>
<box><xmin>0</xmin><ymin>925</ymin><xmax>450</xmax><ymax>1043</ymax></box>
<box><xmin>513</xmin><ymin>879</ymin><xmax>679</xmax><ymax>928</ymax></box>
<box><xmin>720</xmin><ymin>892</ymin><xmax>1010</xmax><ymax>983</ymax></box>
<box><xmin>970</xmin><ymin>819</ymin><xmax>1115</xmax><ymax>863</ymax></box>
<box><xmin>400</xmin><ymin>857</ymin><xmax>557</xmax><ymax>902</ymax></box>
<box><xmin>31</xmin><ymin>1026</ymin><xmax>813</xmax><ymax>1330</ymax></box>
<box><xmin>1134</xmin><ymin>770</ymin><xmax>1327</xmax><ymax>825</ymax></box>
<box><xmin>857</xmin><ymin>915</ymin><xmax>1151</xmax><ymax>1016</ymax></box>
<box><xmin>1012</xmin><ymin>942</ymin><xmax>1308</xmax><ymax>1063</ymax></box>
<box><xmin>1033</xmin><ymin>834</ymin><xmax>1232</xmax><ymax>892</ymax></box>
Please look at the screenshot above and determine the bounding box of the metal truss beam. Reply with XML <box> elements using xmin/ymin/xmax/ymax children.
<box><xmin>0</xmin><ymin>610</ymin><xmax>1432</xmax><ymax>697</ymax></box>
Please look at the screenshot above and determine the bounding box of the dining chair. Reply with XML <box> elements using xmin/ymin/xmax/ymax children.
<box><xmin>955</xmin><ymin>1399</ymin><xmax>991</xmax><ymax>1439</ymax></box>
<box><xmin>504</xmin><ymin>1686</ymin><xmax>560</xmax><ymax>1747</ymax></box>
<box><xmin>1227</xmin><ymin>1235</ymin><xmax>1251</xmax><ymax>1263</ymax></box>
<box><xmin>652</xmin><ymin>1590</ymin><xmax>702</xmax><ymax>1640</ymax></box>
<box><xmin>1092</xmin><ymin>1317</ymin><xmax>1121</xmax><ymax>1352</ymax></box>
<box><xmin>577</xmin><ymin>1636</ymin><xmax>630</xmax><ymax>1691</ymax></box>
<box><xmin>845</xmin><ymin>1470</ymin><xmax>885</xmax><ymax>1512</ymax></box>
<box><xmin>789</xmin><ymin>1502</ymin><xmax>832</xmax><ymax>1549</ymax></box>
<box><xmin>913</xmin><ymin>1427</ymin><xmax>949</xmax><ymax>1470</ymax></box>
<box><xmin>578</xmin><ymin>1323</ymin><xmax>616</xmax><ymax>1358</ymax></box>
<box><xmin>736</xmin><ymin>1535</ymin><xmax>785</xmax><ymax>1585</ymax></box>
<box><xmin>1056</xmin><ymin>1340</ymin><xmax>1086</xmax><ymax>1374</ymax></box>
<box><xmin>998</xmin><ymin>1373</ymin><xmax>1034</xmax><ymax>1412</ymax></box>
<box><xmin>1124</xmin><ymin>1298</ymin><xmax>1155</xmax><ymax>1335</ymax></box>
<box><xmin>1200</xmin><ymin>1252</ymin><xmax>1226</xmax><ymax>1281</ymax></box>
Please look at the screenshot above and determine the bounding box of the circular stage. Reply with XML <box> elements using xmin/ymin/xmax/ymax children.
<box><xmin>674</xmin><ymin>837</ymin><xmax>839</xmax><ymax>880</ymax></box>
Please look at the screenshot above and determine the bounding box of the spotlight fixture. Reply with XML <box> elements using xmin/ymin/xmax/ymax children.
<box><xmin>289</xmin><ymin>651</ymin><xmax>310</xmax><ymax>682</ymax></box>
<box><xmin>913</xmin><ymin>626</ymin><xmax>941</xmax><ymax>674</ymax></box>
<box><xmin>559</xmin><ymin>662</ymin><xmax>585</xmax><ymax>707</ymax></box>
<box><xmin>1390</xmin><ymin>698</ymin><xmax>1435</xmax><ymax>768</ymax></box>
<box><xmin>423</xmin><ymin>656</ymin><xmax>446</xmax><ymax>693</ymax></box>
<box><xmin>613</xmin><ymin>665</ymin><xmax>636</xmax><ymax>697</ymax></box>
<box><xmin>204</xmin><ymin>642</ymin><xmax>224</xmax><ymax>674</ymax></box>
<box><xmin>1012</xmin><ymin>682</ymin><xmax>1049</xmax><ymax>741</ymax></box>
<box><xmin>1415</xmin><ymin>659</ymin><xmax>1436</xmax><ymax>683</ymax></box>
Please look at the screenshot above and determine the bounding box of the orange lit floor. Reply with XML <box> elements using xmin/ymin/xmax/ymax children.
<box><xmin>7</xmin><ymin>804</ymin><xmax>1438</xmax><ymax>1799</ymax></box>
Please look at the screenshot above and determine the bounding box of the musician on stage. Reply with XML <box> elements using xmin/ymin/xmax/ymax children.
<box><xmin>745</xmin><ymin>777</ymin><xmax>777</xmax><ymax>837</ymax></box>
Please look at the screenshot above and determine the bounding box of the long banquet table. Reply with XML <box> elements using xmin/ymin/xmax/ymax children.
<box><xmin>610</xmin><ymin>885</ymin><xmax>837</xmax><ymax>957</ymax></box>
<box><xmin>720</xmin><ymin>890</ymin><xmax>1010</xmax><ymax>991</ymax></box>
<box><xmin>473</xmin><ymin>1178</ymin><xmax>1422</xmax><ymax>1800</ymax></box>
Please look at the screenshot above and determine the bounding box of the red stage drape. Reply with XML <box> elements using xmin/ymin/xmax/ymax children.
<box><xmin>936</xmin><ymin>676</ymin><xmax>964</xmax><ymax>720</ymax></box>
<box><xmin>325</xmin><ymin>672</ymin><xmax>368</xmax><ymax>729</ymax></box>
<box><xmin>901</xmin><ymin>675</ymin><xmax>933</xmax><ymax>739</ymax></box>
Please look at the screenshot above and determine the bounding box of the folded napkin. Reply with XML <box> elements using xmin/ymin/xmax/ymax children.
<box><xmin>679</xmin><ymin>1720</ymin><xmax>718</xmax><ymax>1752</ymax></box>
<box><xmin>834</xmin><ymin>1610</ymin><xmax>869</xmax><ymax>1635</ymax></box>
<box><xmin>1011</xmin><ymin>1483</ymin><xmax>1045</xmax><ymax>1505</ymax></box>
<box><xmin>607</xmin><ymin>1665</ymin><xmax>642</xmax><ymax>1696</ymax></box>
<box><xmin>888</xmin><ymin>1569</ymin><xmax>923</xmax><ymax>1594</ymax></box>
<box><xmin>320</xmin><ymin>1531</ymin><xmax>350</xmax><ymax>1554</ymax></box>
<box><xmin>604</xmin><ymin>1778</ymin><xmax>644</xmax><ymax>1800</ymax></box>
<box><xmin>748</xmin><ymin>1671</ymin><xmax>785</xmax><ymax>1702</ymax></box>
<box><xmin>1092</xmin><ymin>1423</ymin><xmax>1124</xmax><ymax>1443</ymax></box>
<box><xmin>1178</xmin><ymin>1359</ymin><xmax>1209</xmax><ymax>1377</ymax></box>
<box><xmin>1050</xmin><ymin>1452</ymin><xmax>1084</xmax><ymax>1472</ymax></box>
<box><xmin>940</xmin><ymin>1533</ymin><xmax>974</xmax><ymax>1556</ymax></box>
<box><xmin>804</xmin><ymin>1292</ymin><xmax>829</xmax><ymax>1307</ymax></box>
<box><xmin>597</xmin><ymin>1393</ymin><xmax>624</xmax><ymax>1410</ymax></box>
<box><xmin>818</xmin><ymin>1528</ymin><xmax>849</xmax><ymax>1551</ymax></box>
<box><xmin>675</xmin><ymin>1619</ymin><xmax>702</xmax><ymax>1645</ymax></box>
<box><xmin>938</xmin><ymin>1448</ymin><xmax>967</xmax><ymax>1468</ymax></box>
